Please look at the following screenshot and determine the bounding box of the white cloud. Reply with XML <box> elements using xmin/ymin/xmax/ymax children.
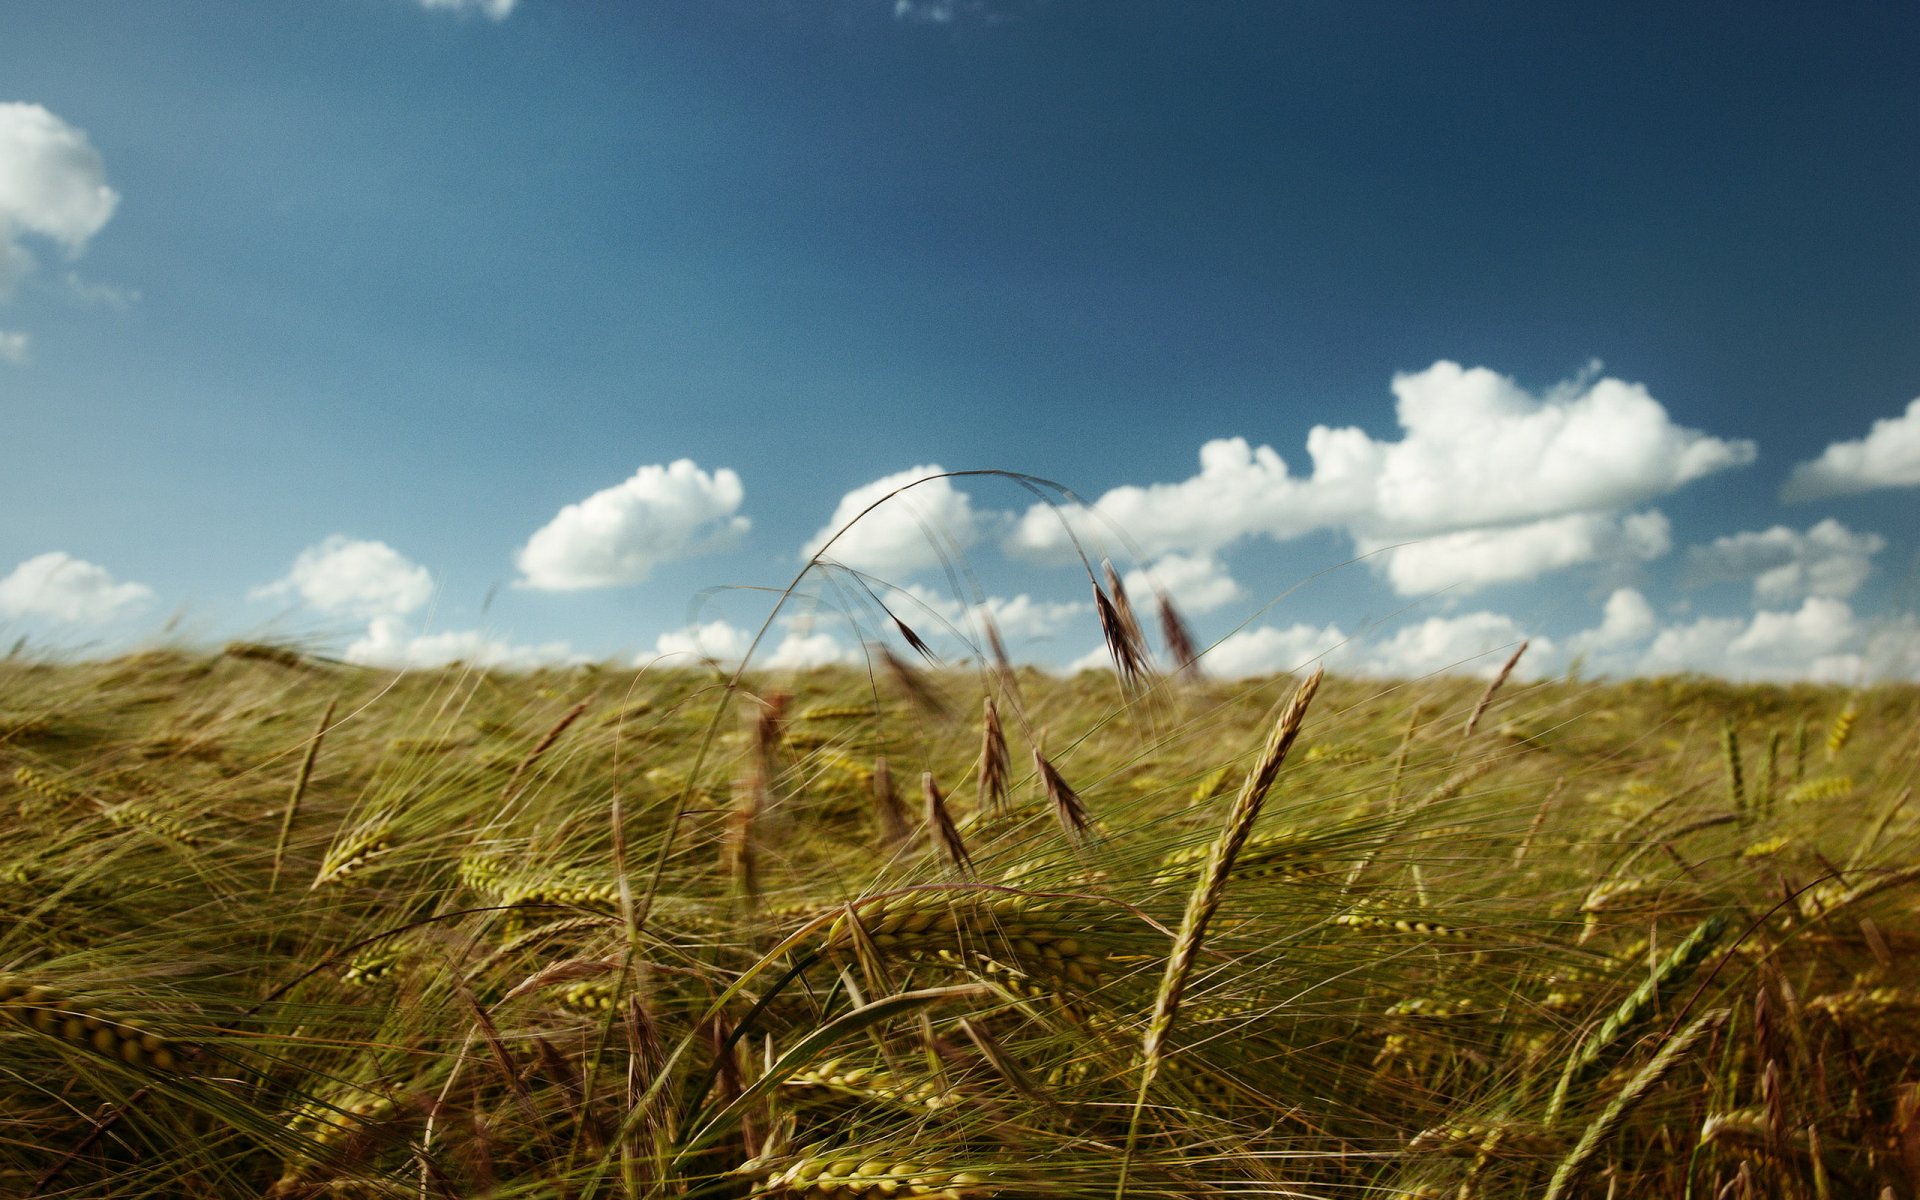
<box><xmin>973</xmin><ymin>593</ymin><xmax>1085</xmax><ymax>640</ymax></box>
<box><xmin>802</xmin><ymin>466</ymin><xmax>983</xmax><ymax>577</ymax></box>
<box><xmin>893</xmin><ymin>0</ymin><xmax>1005</xmax><ymax>22</ymax></box>
<box><xmin>0</xmin><ymin>551</ymin><xmax>153</xmax><ymax>624</ymax></box>
<box><xmin>1356</xmin><ymin>611</ymin><xmax>1550</xmax><ymax>680</ymax></box>
<box><xmin>346</xmin><ymin>616</ymin><xmax>582</xmax><ymax>670</ymax></box>
<box><xmin>1686</xmin><ymin>519</ymin><xmax>1884</xmax><ymax>604</ymax></box>
<box><xmin>251</xmin><ymin>535</ymin><xmax>433</xmax><ymax>618</ymax></box>
<box><xmin>1206</xmin><ymin>622</ymin><xmax>1351</xmax><ymax>679</ymax></box>
<box><xmin>516</xmin><ymin>460</ymin><xmax>749</xmax><ymax>591</ymax></box>
<box><xmin>1571</xmin><ymin>588</ymin><xmax>1658</xmax><ymax>657</ymax></box>
<box><xmin>0</xmin><ymin>104</ymin><xmax>119</xmax><ymax>297</ymax></box>
<box><xmin>897</xmin><ymin>583</ymin><xmax>1087</xmax><ymax>645</ymax></box>
<box><xmin>1006</xmin><ymin>362</ymin><xmax>1752</xmax><ymax>595</ymax></box>
<box><xmin>1367</xmin><ymin>363</ymin><xmax>1752</xmax><ymax>533</ymax></box>
<box><xmin>647</xmin><ymin>618</ymin><xmax>857</xmax><ymax>670</ymax></box>
<box><xmin>1006</xmin><ymin>437</ymin><xmax>1337</xmax><ymax>562</ymax></box>
<box><xmin>0</xmin><ymin>329</ymin><xmax>26</xmax><ymax>365</ymax></box>
<box><xmin>1636</xmin><ymin>597</ymin><xmax>1868</xmax><ymax>683</ymax></box>
<box><xmin>1124</xmin><ymin>552</ymin><xmax>1244</xmax><ymax>614</ymax></box>
<box><xmin>1781</xmin><ymin>398</ymin><xmax>1920</xmax><ymax>502</ymax></box>
<box><xmin>417</xmin><ymin>0</ymin><xmax>517</xmax><ymax>19</ymax></box>
<box><xmin>1367</xmin><ymin>510</ymin><xmax>1671</xmax><ymax>596</ymax></box>
<box><xmin>894</xmin><ymin>0</ymin><xmax>956</xmax><ymax>19</ymax></box>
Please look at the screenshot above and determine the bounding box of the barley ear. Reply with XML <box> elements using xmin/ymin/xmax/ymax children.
<box><xmin>1093</xmin><ymin>565</ymin><xmax>1151</xmax><ymax>686</ymax></box>
<box><xmin>1543</xmin><ymin>1008</ymin><xmax>1730</xmax><ymax>1200</ymax></box>
<box><xmin>1463</xmin><ymin>641</ymin><xmax>1527</xmax><ymax>740</ymax></box>
<box><xmin>1033</xmin><ymin>740</ymin><xmax>1090</xmax><ymax>844</ymax></box>
<box><xmin>1117</xmin><ymin>666</ymin><xmax>1324</xmax><ymax>1200</ymax></box>
<box><xmin>501</xmin><ymin>699</ymin><xmax>590</xmax><ymax>804</ymax></box>
<box><xmin>1155</xmin><ymin>590</ymin><xmax>1203</xmax><ymax>680</ymax></box>
<box><xmin>922</xmin><ymin>772</ymin><xmax>974</xmax><ymax>876</ymax></box>
<box><xmin>272</xmin><ymin>699</ymin><xmax>335</xmax><ymax>893</ymax></box>
<box><xmin>978</xmin><ymin>697</ymin><xmax>1011</xmax><ymax>817</ymax></box>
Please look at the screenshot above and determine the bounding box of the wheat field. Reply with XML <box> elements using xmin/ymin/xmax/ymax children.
<box><xmin>0</xmin><ymin>638</ymin><xmax>1915</xmax><ymax>1198</ymax></box>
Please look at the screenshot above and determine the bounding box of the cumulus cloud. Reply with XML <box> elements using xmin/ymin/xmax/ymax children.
<box><xmin>1686</xmin><ymin>519</ymin><xmax>1884</xmax><ymax>604</ymax></box>
<box><xmin>0</xmin><ymin>551</ymin><xmax>153</xmax><ymax>624</ymax></box>
<box><xmin>1366</xmin><ymin>510</ymin><xmax>1671</xmax><ymax>596</ymax></box>
<box><xmin>907</xmin><ymin>585</ymin><xmax>1088</xmax><ymax>644</ymax></box>
<box><xmin>973</xmin><ymin>593</ymin><xmax>1085</xmax><ymax>640</ymax></box>
<box><xmin>1781</xmin><ymin>398</ymin><xmax>1920</xmax><ymax>502</ymax></box>
<box><xmin>346</xmin><ymin>616</ymin><xmax>581</xmax><ymax>670</ymax></box>
<box><xmin>251</xmin><ymin>535</ymin><xmax>433</xmax><ymax>618</ymax></box>
<box><xmin>1205</xmin><ymin>622</ymin><xmax>1351</xmax><ymax>679</ymax></box>
<box><xmin>1123</xmin><ymin>552</ymin><xmax>1244</xmax><ymax>614</ymax></box>
<box><xmin>648</xmin><ymin>619</ymin><xmax>857</xmax><ymax>670</ymax></box>
<box><xmin>1006</xmin><ymin>437</ymin><xmax>1335</xmax><ymax>561</ymax></box>
<box><xmin>417</xmin><ymin>0</ymin><xmax>517</xmax><ymax>19</ymax></box>
<box><xmin>1357</xmin><ymin>612</ymin><xmax>1550</xmax><ymax>680</ymax></box>
<box><xmin>802</xmin><ymin>466</ymin><xmax>983</xmax><ymax>577</ymax></box>
<box><xmin>1368</xmin><ymin>363</ymin><xmax>1751</xmax><ymax>532</ymax></box>
<box><xmin>0</xmin><ymin>330</ymin><xmax>26</xmax><ymax>365</ymax></box>
<box><xmin>517</xmin><ymin>460</ymin><xmax>749</xmax><ymax>591</ymax></box>
<box><xmin>1007</xmin><ymin>362</ymin><xmax>1751</xmax><ymax>594</ymax></box>
<box><xmin>0</xmin><ymin>104</ymin><xmax>119</xmax><ymax>297</ymax></box>
<box><xmin>1570</xmin><ymin>588</ymin><xmax>1658</xmax><ymax>658</ymax></box>
<box><xmin>1636</xmin><ymin>597</ymin><xmax>1868</xmax><ymax>683</ymax></box>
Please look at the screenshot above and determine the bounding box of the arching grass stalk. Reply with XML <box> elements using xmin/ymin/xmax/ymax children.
<box><xmin>1115</xmin><ymin>666</ymin><xmax>1323</xmax><ymax>1200</ymax></box>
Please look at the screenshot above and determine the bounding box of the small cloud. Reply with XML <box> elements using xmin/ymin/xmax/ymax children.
<box><xmin>516</xmin><ymin>460</ymin><xmax>749</xmax><ymax>591</ymax></box>
<box><xmin>0</xmin><ymin>329</ymin><xmax>26</xmax><ymax>365</ymax></box>
<box><xmin>1005</xmin><ymin>437</ymin><xmax>1323</xmax><ymax>563</ymax></box>
<box><xmin>63</xmin><ymin>271</ymin><xmax>138</xmax><ymax>308</ymax></box>
<box><xmin>0</xmin><ymin>103</ymin><xmax>120</xmax><ymax>298</ymax></box>
<box><xmin>1357</xmin><ymin>611</ymin><xmax>1550</xmax><ymax>680</ymax></box>
<box><xmin>1570</xmin><ymin>587</ymin><xmax>1658</xmax><ymax>659</ymax></box>
<box><xmin>896</xmin><ymin>583</ymin><xmax>1087</xmax><ymax>645</ymax></box>
<box><xmin>346</xmin><ymin>615</ymin><xmax>582</xmax><ymax>669</ymax></box>
<box><xmin>1124</xmin><ymin>552</ymin><xmax>1244</xmax><ymax>614</ymax></box>
<box><xmin>894</xmin><ymin>0</ymin><xmax>955</xmax><ymax>20</ymax></box>
<box><xmin>1686</xmin><ymin>519</ymin><xmax>1885</xmax><ymax>605</ymax></box>
<box><xmin>251</xmin><ymin>535</ymin><xmax>433</xmax><ymax>618</ymax></box>
<box><xmin>647</xmin><ymin>619</ymin><xmax>857</xmax><ymax>670</ymax></box>
<box><xmin>0</xmin><ymin>551</ymin><xmax>153</xmax><ymax>624</ymax></box>
<box><xmin>1205</xmin><ymin>622</ymin><xmax>1351</xmax><ymax>679</ymax></box>
<box><xmin>892</xmin><ymin>0</ymin><xmax>1010</xmax><ymax>22</ymax></box>
<box><xmin>416</xmin><ymin>0</ymin><xmax>517</xmax><ymax>19</ymax></box>
<box><xmin>802</xmin><ymin>466</ymin><xmax>983</xmax><ymax>577</ymax></box>
<box><xmin>973</xmin><ymin>592</ymin><xmax>1086</xmax><ymax>640</ymax></box>
<box><xmin>1781</xmin><ymin>398</ymin><xmax>1920</xmax><ymax>502</ymax></box>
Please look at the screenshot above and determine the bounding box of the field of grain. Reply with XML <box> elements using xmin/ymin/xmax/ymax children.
<box><xmin>1</xmin><ymin>641</ymin><xmax>1916</xmax><ymax>1198</ymax></box>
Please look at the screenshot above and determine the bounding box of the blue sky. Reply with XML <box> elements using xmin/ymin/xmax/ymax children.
<box><xmin>3</xmin><ymin>0</ymin><xmax>1918</xmax><ymax>681</ymax></box>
